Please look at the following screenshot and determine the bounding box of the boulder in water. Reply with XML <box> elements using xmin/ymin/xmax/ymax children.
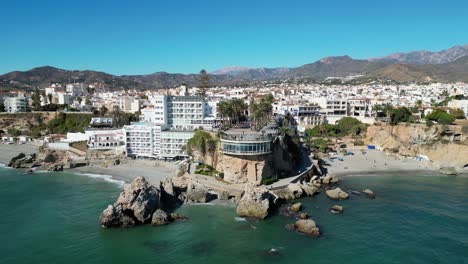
<box><xmin>362</xmin><ymin>189</ymin><xmax>376</xmax><ymax>199</ymax></box>
<box><xmin>186</xmin><ymin>183</ymin><xmax>210</xmax><ymax>203</ymax></box>
<box><xmin>99</xmin><ymin>204</ymin><xmax>136</xmax><ymax>228</ymax></box>
<box><xmin>298</xmin><ymin>212</ymin><xmax>309</xmax><ymax>219</ymax></box>
<box><xmin>325</xmin><ymin>187</ymin><xmax>349</xmax><ymax>200</ymax></box>
<box><xmin>236</xmin><ymin>184</ymin><xmax>276</xmax><ymax>219</ymax></box>
<box><xmin>100</xmin><ymin>176</ymin><xmax>161</xmax><ymax>228</ymax></box>
<box><xmin>151</xmin><ymin>209</ymin><xmax>169</xmax><ymax>226</ymax></box>
<box><xmin>295</xmin><ymin>219</ymin><xmax>320</xmax><ymax>236</ymax></box>
<box><xmin>330</xmin><ymin>205</ymin><xmax>344</xmax><ymax>214</ymax></box>
<box><xmin>289</xmin><ymin>202</ymin><xmax>302</xmax><ymax>212</ymax></box>
<box><xmin>8</xmin><ymin>153</ymin><xmax>37</xmax><ymax>168</ymax></box>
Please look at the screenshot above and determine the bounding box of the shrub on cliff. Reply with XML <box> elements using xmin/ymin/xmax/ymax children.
<box><xmin>425</xmin><ymin>109</ymin><xmax>456</xmax><ymax>125</ymax></box>
<box><xmin>47</xmin><ymin>112</ymin><xmax>92</xmax><ymax>134</ymax></box>
<box><xmin>389</xmin><ymin>107</ymin><xmax>412</xmax><ymax>125</ymax></box>
<box><xmin>186</xmin><ymin>130</ymin><xmax>217</xmax><ymax>156</ymax></box>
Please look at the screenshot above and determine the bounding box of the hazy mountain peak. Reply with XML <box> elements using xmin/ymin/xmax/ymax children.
<box><xmin>319</xmin><ymin>55</ymin><xmax>352</xmax><ymax>64</ymax></box>
<box><xmin>210</xmin><ymin>66</ymin><xmax>251</xmax><ymax>75</ymax></box>
<box><xmin>370</xmin><ymin>44</ymin><xmax>468</xmax><ymax>64</ymax></box>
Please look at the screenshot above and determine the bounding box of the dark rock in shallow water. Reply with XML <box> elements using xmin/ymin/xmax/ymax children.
<box><xmin>362</xmin><ymin>189</ymin><xmax>376</xmax><ymax>199</ymax></box>
<box><xmin>295</xmin><ymin>219</ymin><xmax>320</xmax><ymax>237</ymax></box>
<box><xmin>99</xmin><ymin>204</ymin><xmax>136</xmax><ymax>227</ymax></box>
<box><xmin>325</xmin><ymin>187</ymin><xmax>349</xmax><ymax>200</ymax></box>
<box><xmin>170</xmin><ymin>213</ymin><xmax>188</xmax><ymax>222</ymax></box>
<box><xmin>285</xmin><ymin>223</ymin><xmax>296</xmax><ymax>231</ymax></box>
<box><xmin>298</xmin><ymin>212</ymin><xmax>309</xmax><ymax>219</ymax></box>
<box><xmin>151</xmin><ymin>209</ymin><xmax>169</xmax><ymax>226</ymax></box>
<box><xmin>8</xmin><ymin>153</ymin><xmax>37</xmax><ymax>169</ymax></box>
<box><xmin>236</xmin><ymin>184</ymin><xmax>277</xmax><ymax>219</ymax></box>
<box><xmin>289</xmin><ymin>202</ymin><xmax>302</xmax><ymax>212</ymax></box>
<box><xmin>330</xmin><ymin>205</ymin><xmax>344</xmax><ymax>214</ymax></box>
<box><xmin>186</xmin><ymin>183</ymin><xmax>210</xmax><ymax>203</ymax></box>
<box><xmin>100</xmin><ymin>176</ymin><xmax>161</xmax><ymax>228</ymax></box>
<box><xmin>47</xmin><ymin>164</ymin><xmax>63</xmax><ymax>172</ymax></box>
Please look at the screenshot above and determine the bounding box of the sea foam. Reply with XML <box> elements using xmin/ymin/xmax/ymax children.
<box><xmin>74</xmin><ymin>172</ymin><xmax>125</xmax><ymax>187</ymax></box>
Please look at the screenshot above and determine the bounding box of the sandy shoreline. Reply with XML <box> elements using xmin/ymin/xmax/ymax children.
<box><xmin>325</xmin><ymin>148</ymin><xmax>437</xmax><ymax>176</ymax></box>
<box><xmin>0</xmin><ymin>143</ymin><xmax>176</xmax><ymax>186</ymax></box>
<box><xmin>1</xmin><ymin>144</ymin><xmax>465</xmax><ymax>186</ymax></box>
<box><xmin>0</xmin><ymin>143</ymin><xmax>40</xmax><ymax>165</ymax></box>
<box><xmin>69</xmin><ymin>160</ymin><xmax>176</xmax><ymax>186</ymax></box>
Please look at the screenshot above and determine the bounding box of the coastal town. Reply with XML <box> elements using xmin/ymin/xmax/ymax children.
<box><xmin>0</xmin><ymin>74</ymin><xmax>467</xmax><ymax>234</ymax></box>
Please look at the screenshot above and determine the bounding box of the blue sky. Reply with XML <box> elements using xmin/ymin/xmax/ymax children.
<box><xmin>1</xmin><ymin>0</ymin><xmax>467</xmax><ymax>75</ymax></box>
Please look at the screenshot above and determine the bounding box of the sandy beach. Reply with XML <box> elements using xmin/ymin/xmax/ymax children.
<box><xmin>325</xmin><ymin>148</ymin><xmax>439</xmax><ymax>177</ymax></box>
<box><xmin>70</xmin><ymin>160</ymin><xmax>176</xmax><ymax>186</ymax></box>
<box><xmin>0</xmin><ymin>143</ymin><xmax>177</xmax><ymax>186</ymax></box>
<box><xmin>0</xmin><ymin>143</ymin><xmax>40</xmax><ymax>165</ymax></box>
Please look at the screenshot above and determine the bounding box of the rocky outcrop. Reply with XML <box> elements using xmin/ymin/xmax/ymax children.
<box><xmin>100</xmin><ymin>177</ymin><xmax>163</xmax><ymax>228</ymax></box>
<box><xmin>99</xmin><ymin>204</ymin><xmax>136</xmax><ymax>227</ymax></box>
<box><xmin>330</xmin><ymin>205</ymin><xmax>344</xmax><ymax>214</ymax></box>
<box><xmin>272</xmin><ymin>182</ymin><xmax>318</xmax><ymax>200</ymax></box>
<box><xmin>151</xmin><ymin>209</ymin><xmax>170</xmax><ymax>226</ymax></box>
<box><xmin>192</xmin><ymin>133</ymin><xmax>303</xmax><ymax>185</ymax></box>
<box><xmin>236</xmin><ymin>184</ymin><xmax>277</xmax><ymax>219</ymax></box>
<box><xmin>321</xmin><ymin>174</ymin><xmax>339</xmax><ymax>184</ymax></box>
<box><xmin>8</xmin><ymin>153</ymin><xmax>37</xmax><ymax>168</ymax></box>
<box><xmin>362</xmin><ymin>189</ymin><xmax>376</xmax><ymax>199</ymax></box>
<box><xmin>289</xmin><ymin>202</ymin><xmax>302</xmax><ymax>212</ymax></box>
<box><xmin>325</xmin><ymin>188</ymin><xmax>349</xmax><ymax>200</ymax></box>
<box><xmin>186</xmin><ymin>182</ymin><xmax>211</xmax><ymax>203</ymax></box>
<box><xmin>115</xmin><ymin>176</ymin><xmax>161</xmax><ymax>223</ymax></box>
<box><xmin>294</xmin><ymin>219</ymin><xmax>320</xmax><ymax>236</ymax></box>
<box><xmin>366</xmin><ymin>124</ymin><xmax>468</xmax><ymax>169</ymax></box>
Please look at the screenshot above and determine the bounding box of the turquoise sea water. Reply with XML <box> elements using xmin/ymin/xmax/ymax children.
<box><xmin>0</xmin><ymin>166</ymin><xmax>467</xmax><ymax>264</ymax></box>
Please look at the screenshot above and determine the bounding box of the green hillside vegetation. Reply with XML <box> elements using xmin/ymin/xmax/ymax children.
<box><xmin>305</xmin><ymin>117</ymin><xmax>366</xmax><ymax>138</ymax></box>
<box><xmin>425</xmin><ymin>109</ymin><xmax>456</xmax><ymax>125</ymax></box>
<box><xmin>185</xmin><ymin>130</ymin><xmax>217</xmax><ymax>156</ymax></box>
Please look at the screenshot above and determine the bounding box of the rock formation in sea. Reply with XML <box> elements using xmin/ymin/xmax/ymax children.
<box><xmin>236</xmin><ymin>184</ymin><xmax>278</xmax><ymax>219</ymax></box>
<box><xmin>100</xmin><ymin>175</ymin><xmax>209</xmax><ymax>228</ymax></box>
<box><xmin>8</xmin><ymin>153</ymin><xmax>37</xmax><ymax>168</ymax></box>
<box><xmin>325</xmin><ymin>187</ymin><xmax>349</xmax><ymax>200</ymax></box>
<box><xmin>294</xmin><ymin>219</ymin><xmax>320</xmax><ymax>236</ymax></box>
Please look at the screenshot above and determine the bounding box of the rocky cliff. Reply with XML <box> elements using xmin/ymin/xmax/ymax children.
<box><xmin>0</xmin><ymin>112</ymin><xmax>58</xmax><ymax>131</ymax></box>
<box><xmin>192</xmin><ymin>133</ymin><xmax>303</xmax><ymax>184</ymax></box>
<box><xmin>366</xmin><ymin>124</ymin><xmax>468</xmax><ymax>169</ymax></box>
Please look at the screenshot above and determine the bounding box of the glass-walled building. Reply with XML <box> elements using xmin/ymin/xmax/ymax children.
<box><xmin>220</xmin><ymin>130</ymin><xmax>273</xmax><ymax>156</ymax></box>
<box><xmin>220</xmin><ymin>140</ymin><xmax>271</xmax><ymax>155</ymax></box>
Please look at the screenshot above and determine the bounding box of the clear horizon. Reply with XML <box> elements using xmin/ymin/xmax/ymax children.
<box><xmin>1</xmin><ymin>0</ymin><xmax>468</xmax><ymax>75</ymax></box>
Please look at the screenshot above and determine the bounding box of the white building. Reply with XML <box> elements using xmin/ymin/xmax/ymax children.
<box><xmin>119</xmin><ymin>96</ymin><xmax>141</xmax><ymax>113</ymax></box>
<box><xmin>4</xmin><ymin>95</ymin><xmax>29</xmax><ymax>113</ymax></box>
<box><xmin>125</xmin><ymin>123</ymin><xmax>154</xmax><ymax>157</ymax></box>
<box><xmin>448</xmin><ymin>99</ymin><xmax>468</xmax><ymax>118</ymax></box>
<box><xmin>125</xmin><ymin>95</ymin><xmax>210</xmax><ymax>159</ymax></box>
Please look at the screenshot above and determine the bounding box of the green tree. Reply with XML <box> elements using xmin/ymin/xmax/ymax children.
<box><xmin>31</xmin><ymin>88</ymin><xmax>42</xmax><ymax>111</ymax></box>
<box><xmin>426</xmin><ymin>109</ymin><xmax>456</xmax><ymax>125</ymax></box>
<box><xmin>0</xmin><ymin>101</ymin><xmax>4</xmax><ymax>112</ymax></box>
<box><xmin>389</xmin><ymin>107</ymin><xmax>412</xmax><ymax>125</ymax></box>
<box><xmin>335</xmin><ymin>117</ymin><xmax>366</xmax><ymax>136</ymax></box>
<box><xmin>197</xmin><ymin>69</ymin><xmax>210</xmax><ymax>98</ymax></box>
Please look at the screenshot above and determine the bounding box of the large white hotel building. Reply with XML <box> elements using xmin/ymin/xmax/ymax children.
<box><xmin>124</xmin><ymin>95</ymin><xmax>215</xmax><ymax>159</ymax></box>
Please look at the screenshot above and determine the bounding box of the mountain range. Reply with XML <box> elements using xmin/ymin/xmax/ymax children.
<box><xmin>1</xmin><ymin>45</ymin><xmax>468</xmax><ymax>91</ymax></box>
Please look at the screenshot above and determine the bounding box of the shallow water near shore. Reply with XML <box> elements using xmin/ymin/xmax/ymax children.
<box><xmin>0</xmin><ymin>168</ymin><xmax>467</xmax><ymax>264</ymax></box>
